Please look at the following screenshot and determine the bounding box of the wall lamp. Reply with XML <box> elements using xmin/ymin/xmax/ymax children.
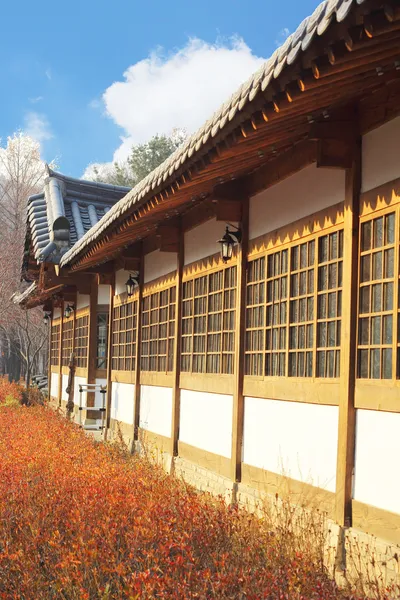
<box><xmin>64</xmin><ymin>304</ymin><xmax>75</xmax><ymax>319</ymax></box>
<box><xmin>218</xmin><ymin>225</ymin><xmax>242</xmax><ymax>263</ymax></box>
<box><xmin>125</xmin><ymin>273</ymin><xmax>140</xmax><ymax>297</ymax></box>
<box><xmin>43</xmin><ymin>312</ymin><xmax>51</xmax><ymax>326</ymax></box>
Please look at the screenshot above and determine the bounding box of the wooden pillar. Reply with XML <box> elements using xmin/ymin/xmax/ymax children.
<box><xmin>58</xmin><ymin>299</ymin><xmax>64</xmax><ymax>407</ymax></box>
<box><xmin>335</xmin><ymin>137</ymin><xmax>361</xmax><ymax>527</ymax></box>
<box><xmin>230</xmin><ymin>197</ymin><xmax>249</xmax><ymax>483</ymax></box>
<box><xmin>105</xmin><ymin>274</ymin><xmax>115</xmax><ymax>436</ymax></box>
<box><xmin>133</xmin><ymin>249</ymin><xmax>144</xmax><ymax>445</ymax></box>
<box><xmin>170</xmin><ymin>222</ymin><xmax>184</xmax><ymax>457</ymax></box>
<box><xmin>47</xmin><ymin>307</ymin><xmax>53</xmax><ymax>400</ymax></box>
<box><xmin>86</xmin><ymin>279</ymin><xmax>98</xmax><ymax>417</ymax></box>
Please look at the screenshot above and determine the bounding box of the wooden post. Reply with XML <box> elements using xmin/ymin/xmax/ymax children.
<box><xmin>58</xmin><ymin>300</ymin><xmax>64</xmax><ymax>407</ymax></box>
<box><xmin>230</xmin><ymin>197</ymin><xmax>249</xmax><ymax>483</ymax></box>
<box><xmin>335</xmin><ymin>136</ymin><xmax>361</xmax><ymax>527</ymax></box>
<box><xmin>86</xmin><ymin>279</ymin><xmax>98</xmax><ymax>419</ymax></box>
<box><xmin>47</xmin><ymin>308</ymin><xmax>53</xmax><ymax>401</ymax></box>
<box><xmin>133</xmin><ymin>249</ymin><xmax>144</xmax><ymax>447</ymax></box>
<box><xmin>170</xmin><ymin>222</ymin><xmax>184</xmax><ymax>457</ymax></box>
<box><xmin>105</xmin><ymin>274</ymin><xmax>115</xmax><ymax>437</ymax></box>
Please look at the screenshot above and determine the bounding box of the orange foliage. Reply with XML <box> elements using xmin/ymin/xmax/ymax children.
<box><xmin>0</xmin><ymin>404</ymin><xmax>364</xmax><ymax>599</ymax></box>
<box><xmin>0</xmin><ymin>378</ymin><xmax>22</xmax><ymax>405</ymax></box>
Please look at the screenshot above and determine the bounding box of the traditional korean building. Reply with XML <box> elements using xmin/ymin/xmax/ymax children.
<box><xmin>18</xmin><ymin>0</ymin><xmax>400</xmax><ymax>579</ymax></box>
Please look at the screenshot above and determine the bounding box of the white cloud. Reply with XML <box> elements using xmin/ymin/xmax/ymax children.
<box><xmin>88</xmin><ymin>37</ymin><xmax>265</xmax><ymax>170</ymax></box>
<box><xmin>29</xmin><ymin>96</ymin><xmax>44</xmax><ymax>104</ymax></box>
<box><xmin>88</xmin><ymin>98</ymin><xmax>101</xmax><ymax>110</ymax></box>
<box><xmin>275</xmin><ymin>27</ymin><xmax>290</xmax><ymax>47</ymax></box>
<box><xmin>45</xmin><ymin>68</ymin><xmax>52</xmax><ymax>81</ymax></box>
<box><xmin>24</xmin><ymin>112</ymin><xmax>53</xmax><ymax>145</ymax></box>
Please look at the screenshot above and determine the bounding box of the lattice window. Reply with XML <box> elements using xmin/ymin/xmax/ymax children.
<box><xmin>245</xmin><ymin>229</ymin><xmax>343</xmax><ymax>378</ymax></box>
<box><xmin>358</xmin><ymin>212</ymin><xmax>396</xmax><ymax>379</ymax></box>
<box><xmin>74</xmin><ymin>313</ymin><xmax>89</xmax><ymax>369</ymax></box>
<box><xmin>111</xmin><ymin>301</ymin><xmax>137</xmax><ymax>371</ymax></box>
<box><xmin>181</xmin><ymin>266</ymin><xmax>237</xmax><ymax>375</ymax></box>
<box><xmin>317</xmin><ymin>231</ymin><xmax>343</xmax><ymax>377</ymax></box>
<box><xmin>141</xmin><ymin>286</ymin><xmax>176</xmax><ymax>372</ymax></box>
<box><xmin>96</xmin><ymin>312</ymin><xmax>109</xmax><ymax>370</ymax></box>
<box><xmin>50</xmin><ymin>321</ymin><xmax>60</xmax><ymax>366</ymax></box>
<box><xmin>61</xmin><ymin>318</ymin><xmax>74</xmax><ymax>366</ymax></box>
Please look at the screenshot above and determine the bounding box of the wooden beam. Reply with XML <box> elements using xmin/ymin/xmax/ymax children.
<box><xmin>317</xmin><ymin>138</ymin><xmax>353</xmax><ymax>169</ymax></box>
<box><xmin>58</xmin><ymin>299</ymin><xmax>64</xmax><ymax>407</ymax></box>
<box><xmin>86</xmin><ymin>280</ymin><xmax>98</xmax><ymax>420</ymax></box>
<box><xmin>230</xmin><ymin>197</ymin><xmax>249</xmax><ymax>484</ymax></box>
<box><xmin>308</xmin><ymin>119</ymin><xmax>358</xmax><ymax>141</ymax></box>
<box><xmin>335</xmin><ymin>136</ymin><xmax>361</xmax><ymax>528</ymax></box>
<box><xmin>105</xmin><ymin>274</ymin><xmax>115</xmax><ymax>437</ymax></box>
<box><xmin>244</xmin><ymin>140</ymin><xmax>318</xmax><ymax>197</ymax></box>
<box><xmin>133</xmin><ymin>248</ymin><xmax>144</xmax><ymax>447</ymax></box>
<box><xmin>215</xmin><ymin>198</ymin><xmax>243</xmax><ymax>222</ymax></box>
<box><xmin>170</xmin><ymin>223</ymin><xmax>184</xmax><ymax>457</ymax></box>
<box><xmin>181</xmin><ymin>198</ymin><xmax>216</xmax><ymax>232</ymax></box>
<box><xmin>157</xmin><ymin>224</ymin><xmax>180</xmax><ymax>253</ymax></box>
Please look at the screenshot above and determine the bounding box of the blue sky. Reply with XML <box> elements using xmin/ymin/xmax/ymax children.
<box><xmin>0</xmin><ymin>0</ymin><xmax>318</xmax><ymax>177</ymax></box>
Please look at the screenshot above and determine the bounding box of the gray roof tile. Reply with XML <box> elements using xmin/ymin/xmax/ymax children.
<box><xmin>27</xmin><ymin>168</ymin><xmax>130</xmax><ymax>263</ymax></box>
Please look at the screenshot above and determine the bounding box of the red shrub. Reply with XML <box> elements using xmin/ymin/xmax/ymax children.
<box><xmin>0</xmin><ymin>405</ymin><xmax>367</xmax><ymax>599</ymax></box>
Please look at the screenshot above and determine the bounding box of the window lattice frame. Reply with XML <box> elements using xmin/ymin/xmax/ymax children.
<box><xmin>111</xmin><ymin>298</ymin><xmax>138</xmax><ymax>372</ymax></box>
<box><xmin>245</xmin><ymin>227</ymin><xmax>344</xmax><ymax>379</ymax></box>
<box><xmin>50</xmin><ymin>320</ymin><xmax>61</xmax><ymax>366</ymax></box>
<box><xmin>141</xmin><ymin>285</ymin><xmax>176</xmax><ymax>373</ymax></box>
<box><xmin>61</xmin><ymin>318</ymin><xmax>74</xmax><ymax>366</ymax></box>
<box><xmin>181</xmin><ymin>264</ymin><xmax>237</xmax><ymax>375</ymax></box>
<box><xmin>357</xmin><ymin>207</ymin><xmax>399</xmax><ymax>381</ymax></box>
<box><xmin>74</xmin><ymin>311</ymin><xmax>89</xmax><ymax>369</ymax></box>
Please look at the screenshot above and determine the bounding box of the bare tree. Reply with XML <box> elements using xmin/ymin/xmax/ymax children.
<box><xmin>0</xmin><ymin>133</ymin><xmax>53</xmax><ymax>383</ymax></box>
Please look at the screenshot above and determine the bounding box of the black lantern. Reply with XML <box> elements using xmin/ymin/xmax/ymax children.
<box><xmin>43</xmin><ymin>312</ymin><xmax>50</xmax><ymax>326</ymax></box>
<box><xmin>125</xmin><ymin>274</ymin><xmax>139</xmax><ymax>297</ymax></box>
<box><xmin>64</xmin><ymin>304</ymin><xmax>74</xmax><ymax>319</ymax></box>
<box><xmin>218</xmin><ymin>226</ymin><xmax>242</xmax><ymax>263</ymax></box>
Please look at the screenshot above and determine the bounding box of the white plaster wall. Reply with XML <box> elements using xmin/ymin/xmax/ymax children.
<box><xmin>76</xmin><ymin>293</ymin><xmax>90</xmax><ymax>310</ymax></box>
<box><xmin>111</xmin><ymin>382</ymin><xmax>135</xmax><ymax>424</ymax></box>
<box><xmin>115</xmin><ymin>269</ymin><xmax>131</xmax><ymax>296</ymax></box>
<box><xmin>98</xmin><ymin>285</ymin><xmax>110</xmax><ymax>305</ymax></box>
<box><xmin>144</xmin><ymin>250</ymin><xmax>177</xmax><ymax>283</ymax></box>
<box><xmin>184</xmin><ymin>218</ymin><xmax>236</xmax><ymax>265</ymax></box>
<box><xmin>50</xmin><ymin>372</ymin><xmax>59</xmax><ymax>398</ymax></box>
<box><xmin>180</xmin><ymin>390</ymin><xmax>233</xmax><ymax>458</ymax></box>
<box><xmin>61</xmin><ymin>374</ymin><xmax>69</xmax><ymax>402</ymax></box>
<box><xmin>362</xmin><ymin>117</ymin><xmax>400</xmax><ymax>193</ymax></box>
<box><xmin>243</xmin><ymin>397</ymin><xmax>338</xmax><ymax>492</ymax></box>
<box><xmin>74</xmin><ymin>376</ymin><xmax>87</xmax><ymax>408</ymax></box>
<box><xmin>353</xmin><ymin>409</ymin><xmax>400</xmax><ymax>515</ymax></box>
<box><xmin>249</xmin><ymin>164</ymin><xmax>345</xmax><ymax>241</ymax></box>
<box><xmin>53</xmin><ymin>308</ymin><xmax>61</xmax><ymax>320</ymax></box>
<box><xmin>139</xmin><ymin>385</ymin><xmax>172</xmax><ymax>438</ymax></box>
<box><xmin>95</xmin><ymin>378</ymin><xmax>107</xmax><ymax>408</ymax></box>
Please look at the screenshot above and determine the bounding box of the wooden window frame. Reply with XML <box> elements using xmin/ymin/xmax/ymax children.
<box><xmin>243</xmin><ymin>203</ymin><xmax>344</xmax><ymax>406</ymax></box>
<box><xmin>61</xmin><ymin>316</ymin><xmax>74</xmax><ymax>367</ymax></box>
<box><xmin>355</xmin><ymin>178</ymin><xmax>400</xmax><ymax>413</ymax></box>
<box><xmin>50</xmin><ymin>318</ymin><xmax>61</xmax><ymax>367</ymax></box>
<box><xmin>179</xmin><ymin>255</ymin><xmax>237</xmax><ymax>394</ymax></box>
<box><xmin>111</xmin><ymin>294</ymin><xmax>138</xmax><ymax>383</ymax></box>
<box><xmin>140</xmin><ymin>274</ymin><xmax>176</xmax><ymax>383</ymax></box>
<box><xmin>74</xmin><ymin>308</ymin><xmax>90</xmax><ymax>371</ymax></box>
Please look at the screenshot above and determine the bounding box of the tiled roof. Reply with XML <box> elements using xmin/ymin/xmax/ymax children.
<box><xmin>60</xmin><ymin>0</ymin><xmax>370</xmax><ymax>268</ymax></box>
<box><xmin>27</xmin><ymin>168</ymin><xmax>131</xmax><ymax>264</ymax></box>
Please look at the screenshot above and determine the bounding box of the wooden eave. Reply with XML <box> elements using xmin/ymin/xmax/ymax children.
<box><xmin>64</xmin><ymin>3</ymin><xmax>400</xmax><ymax>272</ymax></box>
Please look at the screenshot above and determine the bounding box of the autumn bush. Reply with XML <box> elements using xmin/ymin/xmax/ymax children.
<box><xmin>0</xmin><ymin>403</ymin><xmax>370</xmax><ymax>599</ymax></box>
<box><xmin>0</xmin><ymin>378</ymin><xmax>23</xmax><ymax>406</ymax></box>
